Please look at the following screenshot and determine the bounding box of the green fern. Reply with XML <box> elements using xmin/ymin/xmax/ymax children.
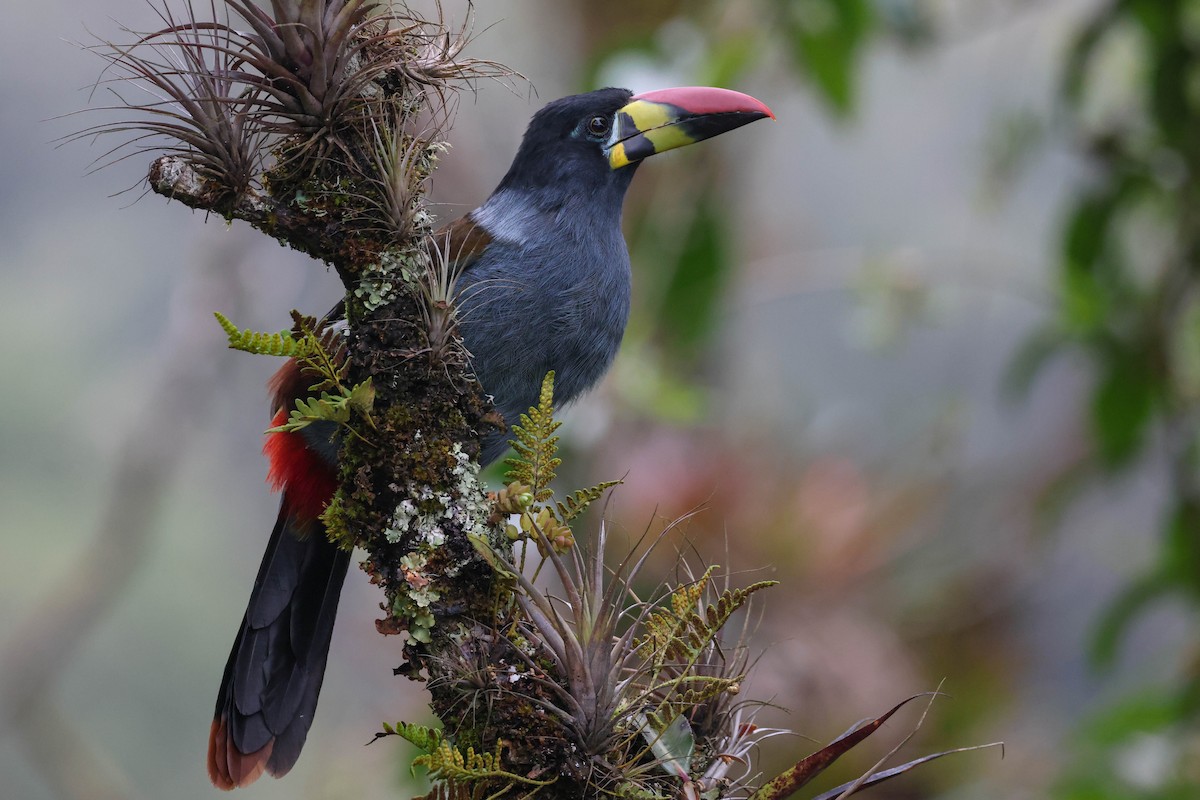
<box><xmin>641</xmin><ymin>674</ymin><xmax>743</xmax><ymax>734</ymax></box>
<box><xmin>289</xmin><ymin>309</ymin><xmax>350</xmax><ymax>394</ymax></box>
<box><xmin>218</xmin><ymin>308</ymin><xmax>373</xmax><ymax>445</ymax></box>
<box><xmin>376</xmin><ymin>720</ymin><xmax>444</xmax><ymax>753</ymax></box>
<box><xmin>638</xmin><ymin>567</ymin><xmax>777</xmax><ymax>677</ymax></box>
<box><xmin>214</xmin><ymin>311</ymin><xmax>309</xmax><ymax>357</ymax></box>
<box><xmin>267</xmin><ymin>379</ymin><xmax>375</xmax><ymax>443</ymax></box>
<box><xmin>413</xmin><ymin>741</ymin><xmax>555</xmax><ymax>790</ymax></box>
<box><xmin>556</xmin><ymin>480</ymin><xmax>623</xmax><ymax>522</ymax></box>
<box><xmin>215</xmin><ymin>310</ymin><xmax>350</xmax><ymax>395</ymax></box>
<box><xmin>501</xmin><ymin>372</ymin><xmax>622</xmax><ymax>542</ymax></box>
<box><xmin>504</xmin><ymin>372</ymin><xmax>561</xmax><ymax>502</ymax></box>
<box><xmin>622</xmin><ymin>569</ymin><xmax>776</xmax><ymax>770</ymax></box>
<box><xmin>267</xmin><ymin>380</ymin><xmax>372</xmax><ymax>430</ymax></box>
<box><xmin>270</xmin><ymin>392</ymin><xmax>350</xmax><ymax>431</ymax></box>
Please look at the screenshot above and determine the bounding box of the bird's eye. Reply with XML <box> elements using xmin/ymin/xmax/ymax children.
<box><xmin>586</xmin><ymin>115</ymin><xmax>611</xmax><ymax>138</ymax></box>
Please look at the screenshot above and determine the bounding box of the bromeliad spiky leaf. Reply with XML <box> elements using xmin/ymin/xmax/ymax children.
<box><xmin>75</xmin><ymin>0</ymin><xmax>514</xmax><ymax>196</ymax></box>
<box><xmin>414</xmin><ymin>784</ymin><xmax>487</xmax><ymax>800</ymax></box>
<box><xmin>70</xmin><ymin>1</ymin><xmax>269</xmax><ymax>192</ymax></box>
<box><xmin>749</xmin><ymin>693</ymin><xmax>1003</xmax><ymax>800</ymax></box>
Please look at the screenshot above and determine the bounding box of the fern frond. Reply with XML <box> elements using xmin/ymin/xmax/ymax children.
<box><xmin>214</xmin><ymin>311</ymin><xmax>309</xmax><ymax>357</ymax></box>
<box><xmin>556</xmin><ymin>480</ymin><xmax>623</xmax><ymax>523</ymax></box>
<box><xmin>289</xmin><ymin>309</ymin><xmax>350</xmax><ymax>393</ymax></box>
<box><xmin>377</xmin><ymin>720</ymin><xmax>444</xmax><ymax>753</ymax></box>
<box><xmin>639</xmin><ymin>570</ymin><xmax>777</xmax><ymax>676</ymax></box>
<box><xmin>346</xmin><ymin>378</ymin><xmax>377</xmax><ymax>427</ymax></box>
<box><xmin>645</xmin><ymin>674</ymin><xmax>743</xmax><ymax>730</ymax></box>
<box><xmin>504</xmin><ymin>371</ymin><xmax>561</xmax><ymax>502</ymax></box>
<box><xmin>268</xmin><ymin>391</ymin><xmax>351</xmax><ymax>433</ymax></box>
<box><xmin>266</xmin><ymin>379</ymin><xmax>375</xmax><ymax>442</ymax></box>
<box><xmin>414</xmin><ymin>741</ymin><xmax>555</xmax><ymax>788</ymax></box>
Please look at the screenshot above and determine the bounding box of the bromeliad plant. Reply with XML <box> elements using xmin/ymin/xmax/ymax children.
<box><xmin>75</xmin><ymin>0</ymin><xmax>506</xmax><ymax>185</ymax></box>
<box><xmin>375</xmin><ymin>374</ymin><xmax>1000</xmax><ymax>799</ymax></box>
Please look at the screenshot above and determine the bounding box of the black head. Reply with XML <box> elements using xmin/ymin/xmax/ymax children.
<box><xmin>490</xmin><ymin>86</ymin><xmax>774</xmax><ymax>207</ymax></box>
<box><xmin>496</xmin><ymin>87</ymin><xmax>637</xmax><ymax>197</ymax></box>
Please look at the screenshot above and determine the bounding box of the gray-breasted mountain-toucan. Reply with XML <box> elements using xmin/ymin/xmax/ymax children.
<box><xmin>208</xmin><ymin>85</ymin><xmax>773</xmax><ymax>789</ymax></box>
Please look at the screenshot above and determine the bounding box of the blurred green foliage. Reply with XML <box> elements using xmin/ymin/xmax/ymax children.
<box><xmin>1010</xmin><ymin>0</ymin><xmax>1200</xmax><ymax>794</ymax></box>
<box><xmin>594</xmin><ymin>0</ymin><xmax>1200</xmax><ymax>794</ymax></box>
<box><xmin>1055</xmin><ymin>690</ymin><xmax>1199</xmax><ymax>800</ymax></box>
<box><xmin>1046</xmin><ymin>0</ymin><xmax>1200</xmax><ymax>674</ymax></box>
<box><xmin>778</xmin><ymin>0</ymin><xmax>876</xmax><ymax>116</ymax></box>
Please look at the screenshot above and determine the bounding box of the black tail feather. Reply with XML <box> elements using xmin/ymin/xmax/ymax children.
<box><xmin>208</xmin><ymin>505</ymin><xmax>350</xmax><ymax>789</ymax></box>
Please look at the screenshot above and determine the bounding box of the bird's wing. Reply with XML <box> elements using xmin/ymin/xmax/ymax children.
<box><xmin>433</xmin><ymin>214</ymin><xmax>494</xmax><ymax>275</ymax></box>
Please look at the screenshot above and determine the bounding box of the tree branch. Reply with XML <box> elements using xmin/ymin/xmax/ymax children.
<box><xmin>148</xmin><ymin>156</ymin><xmax>353</xmax><ymax>270</ymax></box>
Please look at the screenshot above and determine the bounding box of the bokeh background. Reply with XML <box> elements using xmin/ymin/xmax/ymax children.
<box><xmin>4</xmin><ymin>0</ymin><xmax>1199</xmax><ymax>798</ymax></box>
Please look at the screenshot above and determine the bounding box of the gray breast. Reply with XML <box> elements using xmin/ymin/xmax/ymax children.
<box><xmin>455</xmin><ymin>208</ymin><xmax>632</xmax><ymax>465</ymax></box>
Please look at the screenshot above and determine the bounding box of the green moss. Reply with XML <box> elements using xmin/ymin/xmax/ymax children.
<box><xmin>319</xmin><ymin>491</ymin><xmax>355</xmax><ymax>551</ymax></box>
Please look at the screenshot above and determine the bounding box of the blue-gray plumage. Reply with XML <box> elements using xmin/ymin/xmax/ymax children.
<box><xmin>208</xmin><ymin>85</ymin><xmax>773</xmax><ymax>789</ymax></box>
<box><xmin>458</xmin><ymin>90</ymin><xmax>641</xmax><ymax>462</ymax></box>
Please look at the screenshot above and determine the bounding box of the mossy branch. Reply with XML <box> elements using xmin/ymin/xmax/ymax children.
<box><xmin>150</xmin><ymin>158</ymin><xmax>346</xmax><ymax>266</ymax></box>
